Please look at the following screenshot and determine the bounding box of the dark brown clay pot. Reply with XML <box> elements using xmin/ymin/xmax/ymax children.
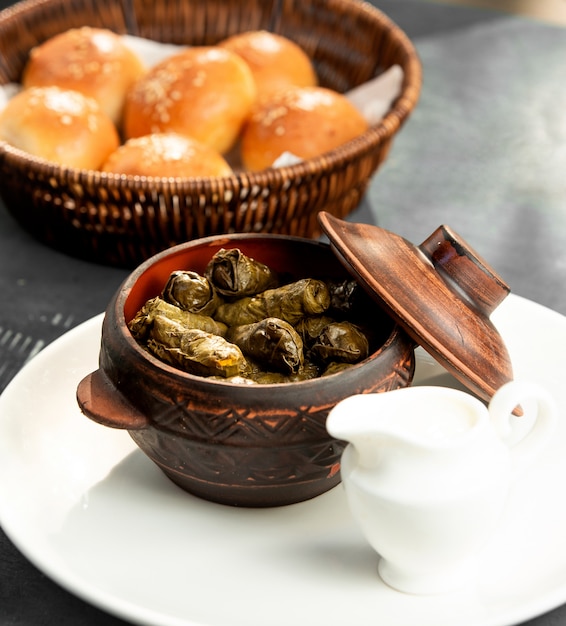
<box><xmin>77</xmin><ymin>234</ymin><xmax>415</xmax><ymax>507</ymax></box>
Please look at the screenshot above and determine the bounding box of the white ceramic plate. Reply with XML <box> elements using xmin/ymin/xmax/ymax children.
<box><xmin>0</xmin><ymin>294</ymin><xmax>565</xmax><ymax>626</ymax></box>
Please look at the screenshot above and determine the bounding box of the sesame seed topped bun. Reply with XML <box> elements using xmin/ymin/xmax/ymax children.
<box><xmin>0</xmin><ymin>86</ymin><xmax>120</xmax><ymax>169</ymax></box>
<box><xmin>123</xmin><ymin>46</ymin><xmax>257</xmax><ymax>154</ymax></box>
<box><xmin>240</xmin><ymin>86</ymin><xmax>368</xmax><ymax>171</ymax></box>
<box><xmin>218</xmin><ymin>30</ymin><xmax>317</xmax><ymax>99</ymax></box>
<box><xmin>21</xmin><ymin>27</ymin><xmax>145</xmax><ymax>126</ymax></box>
<box><xmin>101</xmin><ymin>132</ymin><xmax>232</xmax><ymax>178</ymax></box>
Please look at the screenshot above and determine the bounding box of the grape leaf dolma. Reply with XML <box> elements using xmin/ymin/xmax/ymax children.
<box><xmin>128</xmin><ymin>297</ymin><xmax>228</xmax><ymax>341</ymax></box>
<box><xmin>227</xmin><ymin>317</ymin><xmax>304</xmax><ymax>374</ymax></box>
<box><xmin>321</xmin><ymin>362</ymin><xmax>354</xmax><ymax>377</ymax></box>
<box><xmin>161</xmin><ymin>270</ymin><xmax>220</xmax><ymax>316</ymax></box>
<box><xmin>146</xmin><ymin>315</ymin><xmax>249</xmax><ymax>378</ymax></box>
<box><xmin>294</xmin><ymin>315</ymin><xmax>337</xmax><ymax>346</ymax></box>
<box><xmin>310</xmin><ymin>321</ymin><xmax>370</xmax><ymax>364</ymax></box>
<box><xmin>215</xmin><ymin>278</ymin><xmax>331</xmax><ymax>327</ymax></box>
<box><xmin>325</xmin><ymin>278</ymin><xmax>370</xmax><ymax>316</ymax></box>
<box><xmin>247</xmin><ymin>361</ymin><xmax>320</xmax><ymax>384</ymax></box>
<box><xmin>205</xmin><ymin>248</ymin><xmax>278</xmax><ymax>298</ymax></box>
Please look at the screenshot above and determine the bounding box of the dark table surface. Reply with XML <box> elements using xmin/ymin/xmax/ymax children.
<box><xmin>1</xmin><ymin>0</ymin><xmax>565</xmax><ymax>624</ymax></box>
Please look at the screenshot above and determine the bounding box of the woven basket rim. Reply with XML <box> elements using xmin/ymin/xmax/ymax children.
<box><xmin>0</xmin><ymin>0</ymin><xmax>422</xmax><ymax>191</ymax></box>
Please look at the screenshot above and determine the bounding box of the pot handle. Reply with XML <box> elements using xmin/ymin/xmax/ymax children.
<box><xmin>77</xmin><ymin>369</ymin><xmax>150</xmax><ymax>430</ymax></box>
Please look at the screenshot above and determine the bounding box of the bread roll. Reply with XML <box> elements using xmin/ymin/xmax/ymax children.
<box><xmin>101</xmin><ymin>132</ymin><xmax>232</xmax><ymax>177</ymax></box>
<box><xmin>240</xmin><ymin>86</ymin><xmax>369</xmax><ymax>171</ymax></box>
<box><xmin>21</xmin><ymin>27</ymin><xmax>145</xmax><ymax>126</ymax></box>
<box><xmin>0</xmin><ymin>86</ymin><xmax>120</xmax><ymax>169</ymax></box>
<box><xmin>123</xmin><ymin>46</ymin><xmax>256</xmax><ymax>154</ymax></box>
<box><xmin>218</xmin><ymin>30</ymin><xmax>317</xmax><ymax>99</ymax></box>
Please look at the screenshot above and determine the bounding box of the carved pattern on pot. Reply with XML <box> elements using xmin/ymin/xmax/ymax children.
<box><xmin>130</xmin><ymin>427</ymin><xmax>347</xmax><ymax>486</ymax></box>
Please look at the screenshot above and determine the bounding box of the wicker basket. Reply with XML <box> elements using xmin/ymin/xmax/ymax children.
<box><xmin>0</xmin><ymin>0</ymin><xmax>421</xmax><ymax>268</ymax></box>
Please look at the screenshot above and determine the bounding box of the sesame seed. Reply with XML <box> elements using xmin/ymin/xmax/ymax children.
<box><xmin>87</xmin><ymin>115</ymin><xmax>98</xmax><ymax>132</ymax></box>
<box><xmin>192</xmin><ymin>70</ymin><xmax>206</xmax><ymax>87</ymax></box>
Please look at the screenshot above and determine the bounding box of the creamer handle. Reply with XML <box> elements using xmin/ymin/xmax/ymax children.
<box><xmin>77</xmin><ymin>369</ymin><xmax>150</xmax><ymax>430</ymax></box>
<box><xmin>489</xmin><ymin>381</ymin><xmax>556</xmax><ymax>477</ymax></box>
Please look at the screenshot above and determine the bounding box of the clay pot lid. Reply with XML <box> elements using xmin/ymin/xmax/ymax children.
<box><xmin>318</xmin><ymin>212</ymin><xmax>513</xmax><ymax>405</ymax></box>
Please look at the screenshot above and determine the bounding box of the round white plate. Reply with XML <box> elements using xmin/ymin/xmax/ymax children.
<box><xmin>0</xmin><ymin>294</ymin><xmax>565</xmax><ymax>626</ymax></box>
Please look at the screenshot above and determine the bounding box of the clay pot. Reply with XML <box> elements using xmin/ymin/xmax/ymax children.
<box><xmin>76</xmin><ymin>234</ymin><xmax>415</xmax><ymax>507</ymax></box>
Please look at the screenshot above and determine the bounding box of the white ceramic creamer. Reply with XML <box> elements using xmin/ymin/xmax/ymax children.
<box><xmin>326</xmin><ymin>382</ymin><xmax>556</xmax><ymax>595</ymax></box>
